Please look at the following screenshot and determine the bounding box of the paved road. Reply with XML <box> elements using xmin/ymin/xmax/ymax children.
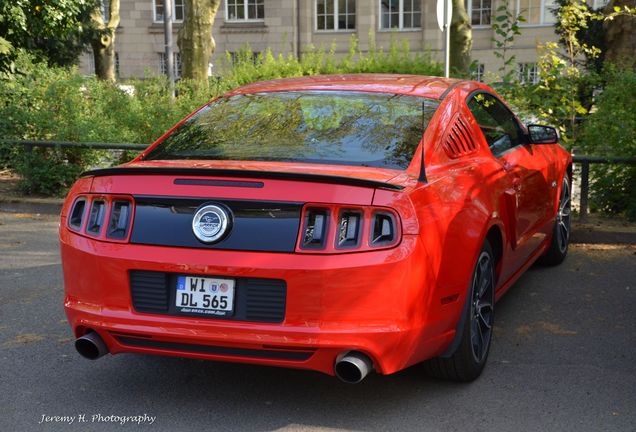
<box><xmin>1</xmin><ymin>211</ymin><xmax>635</xmax><ymax>432</ymax></box>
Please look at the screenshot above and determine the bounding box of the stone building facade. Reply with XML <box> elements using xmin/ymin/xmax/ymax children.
<box><xmin>79</xmin><ymin>0</ymin><xmax>607</xmax><ymax>82</ymax></box>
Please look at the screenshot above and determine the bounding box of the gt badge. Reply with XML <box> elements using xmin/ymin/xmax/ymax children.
<box><xmin>192</xmin><ymin>204</ymin><xmax>231</xmax><ymax>243</ymax></box>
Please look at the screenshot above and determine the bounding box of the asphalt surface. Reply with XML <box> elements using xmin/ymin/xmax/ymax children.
<box><xmin>1</xmin><ymin>211</ymin><xmax>635</xmax><ymax>432</ymax></box>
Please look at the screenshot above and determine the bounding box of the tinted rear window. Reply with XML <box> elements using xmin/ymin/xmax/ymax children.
<box><xmin>144</xmin><ymin>91</ymin><xmax>440</xmax><ymax>170</ymax></box>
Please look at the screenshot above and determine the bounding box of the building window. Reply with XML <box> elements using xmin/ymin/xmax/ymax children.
<box><xmin>472</xmin><ymin>63</ymin><xmax>485</xmax><ymax>82</ymax></box>
<box><xmin>467</xmin><ymin>0</ymin><xmax>491</xmax><ymax>26</ymax></box>
<box><xmin>316</xmin><ymin>0</ymin><xmax>356</xmax><ymax>31</ymax></box>
<box><xmin>517</xmin><ymin>62</ymin><xmax>539</xmax><ymax>84</ymax></box>
<box><xmin>160</xmin><ymin>52</ymin><xmax>182</xmax><ymax>79</ymax></box>
<box><xmin>226</xmin><ymin>0</ymin><xmax>264</xmax><ymax>22</ymax></box>
<box><xmin>115</xmin><ymin>52</ymin><xmax>120</xmax><ymax>78</ymax></box>
<box><xmin>228</xmin><ymin>51</ymin><xmax>260</xmax><ymax>65</ymax></box>
<box><xmin>154</xmin><ymin>0</ymin><xmax>185</xmax><ymax>22</ymax></box>
<box><xmin>517</xmin><ymin>0</ymin><xmax>557</xmax><ymax>25</ymax></box>
<box><xmin>100</xmin><ymin>0</ymin><xmax>110</xmax><ymax>22</ymax></box>
<box><xmin>380</xmin><ymin>0</ymin><xmax>421</xmax><ymax>30</ymax></box>
<box><xmin>592</xmin><ymin>0</ymin><xmax>608</xmax><ymax>9</ymax></box>
<box><xmin>86</xmin><ymin>50</ymin><xmax>95</xmax><ymax>75</ymax></box>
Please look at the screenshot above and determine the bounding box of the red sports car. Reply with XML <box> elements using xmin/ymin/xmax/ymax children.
<box><xmin>60</xmin><ymin>74</ymin><xmax>571</xmax><ymax>383</ymax></box>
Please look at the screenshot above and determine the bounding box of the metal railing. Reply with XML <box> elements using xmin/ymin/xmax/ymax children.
<box><xmin>572</xmin><ymin>155</ymin><xmax>636</xmax><ymax>221</ymax></box>
<box><xmin>0</xmin><ymin>139</ymin><xmax>148</xmax><ymax>151</ymax></box>
<box><xmin>2</xmin><ymin>140</ymin><xmax>635</xmax><ymax>221</ymax></box>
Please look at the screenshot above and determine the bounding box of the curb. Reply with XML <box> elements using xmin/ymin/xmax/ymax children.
<box><xmin>0</xmin><ymin>196</ymin><xmax>63</xmax><ymax>215</ymax></box>
<box><xmin>570</xmin><ymin>228</ymin><xmax>636</xmax><ymax>245</ymax></box>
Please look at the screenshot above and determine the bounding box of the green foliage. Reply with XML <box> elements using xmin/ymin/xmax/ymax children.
<box><xmin>217</xmin><ymin>34</ymin><xmax>442</xmax><ymax>91</ymax></box>
<box><xmin>0</xmin><ymin>0</ymin><xmax>95</xmax><ymax>76</ymax></box>
<box><xmin>495</xmin><ymin>1</ymin><xmax>604</xmax><ymax>145</ymax></box>
<box><xmin>0</xmin><ymin>37</ymin><xmax>441</xmax><ymax>196</ymax></box>
<box><xmin>554</xmin><ymin>0</ymin><xmax>606</xmax><ymax>72</ymax></box>
<box><xmin>553</xmin><ymin>0</ymin><xmax>602</xmax><ymax>68</ymax></box>
<box><xmin>0</xmin><ymin>52</ymin><xmax>215</xmax><ymax>195</ymax></box>
<box><xmin>15</xmin><ymin>147</ymin><xmax>98</xmax><ymax>196</ymax></box>
<box><xmin>579</xmin><ymin>67</ymin><xmax>636</xmax><ymax>220</ymax></box>
<box><xmin>491</xmin><ymin>0</ymin><xmax>524</xmax><ymax>85</ymax></box>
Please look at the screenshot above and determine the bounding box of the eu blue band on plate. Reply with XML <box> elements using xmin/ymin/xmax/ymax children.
<box><xmin>177</xmin><ymin>276</ymin><xmax>186</xmax><ymax>290</ymax></box>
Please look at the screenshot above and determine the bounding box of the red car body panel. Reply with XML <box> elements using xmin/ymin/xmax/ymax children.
<box><xmin>60</xmin><ymin>74</ymin><xmax>571</xmax><ymax>377</ymax></box>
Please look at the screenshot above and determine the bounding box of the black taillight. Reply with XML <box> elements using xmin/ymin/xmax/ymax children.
<box><xmin>302</xmin><ymin>209</ymin><xmax>328</xmax><ymax>249</ymax></box>
<box><xmin>86</xmin><ymin>200</ymin><xmax>106</xmax><ymax>235</ymax></box>
<box><xmin>107</xmin><ymin>201</ymin><xmax>131</xmax><ymax>239</ymax></box>
<box><xmin>370</xmin><ymin>212</ymin><xmax>396</xmax><ymax>246</ymax></box>
<box><xmin>337</xmin><ymin>211</ymin><xmax>361</xmax><ymax>248</ymax></box>
<box><xmin>68</xmin><ymin>198</ymin><xmax>86</xmax><ymax>230</ymax></box>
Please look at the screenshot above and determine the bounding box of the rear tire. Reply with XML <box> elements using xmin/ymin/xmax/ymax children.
<box><xmin>425</xmin><ymin>241</ymin><xmax>495</xmax><ymax>382</ymax></box>
<box><xmin>537</xmin><ymin>176</ymin><xmax>571</xmax><ymax>266</ymax></box>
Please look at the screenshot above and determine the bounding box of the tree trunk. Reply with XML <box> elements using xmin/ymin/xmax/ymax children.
<box><xmin>90</xmin><ymin>0</ymin><xmax>120</xmax><ymax>82</ymax></box>
<box><xmin>450</xmin><ymin>0</ymin><xmax>472</xmax><ymax>76</ymax></box>
<box><xmin>604</xmin><ymin>0</ymin><xmax>636</xmax><ymax>69</ymax></box>
<box><xmin>178</xmin><ymin>0</ymin><xmax>221</xmax><ymax>85</ymax></box>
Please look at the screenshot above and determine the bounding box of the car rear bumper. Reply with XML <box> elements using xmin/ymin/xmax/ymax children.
<box><xmin>60</xmin><ymin>228</ymin><xmax>456</xmax><ymax>376</ymax></box>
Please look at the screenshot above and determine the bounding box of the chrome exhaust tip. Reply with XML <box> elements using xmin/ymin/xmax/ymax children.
<box><xmin>75</xmin><ymin>331</ymin><xmax>108</xmax><ymax>360</ymax></box>
<box><xmin>334</xmin><ymin>351</ymin><xmax>373</xmax><ymax>384</ymax></box>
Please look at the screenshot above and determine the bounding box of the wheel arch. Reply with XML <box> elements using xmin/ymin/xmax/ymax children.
<box><xmin>440</xmin><ymin>218</ymin><xmax>504</xmax><ymax>358</ymax></box>
<box><xmin>485</xmin><ymin>224</ymin><xmax>504</xmax><ymax>284</ymax></box>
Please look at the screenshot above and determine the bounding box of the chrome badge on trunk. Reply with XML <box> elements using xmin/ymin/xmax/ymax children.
<box><xmin>192</xmin><ymin>204</ymin><xmax>231</xmax><ymax>243</ymax></box>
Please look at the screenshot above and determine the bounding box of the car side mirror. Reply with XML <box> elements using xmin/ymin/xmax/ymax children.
<box><xmin>527</xmin><ymin>124</ymin><xmax>559</xmax><ymax>144</ymax></box>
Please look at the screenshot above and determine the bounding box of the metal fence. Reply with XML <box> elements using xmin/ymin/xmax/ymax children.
<box><xmin>3</xmin><ymin>140</ymin><xmax>635</xmax><ymax>221</ymax></box>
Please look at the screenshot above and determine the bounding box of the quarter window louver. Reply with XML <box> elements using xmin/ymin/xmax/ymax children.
<box><xmin>443</xmin><ymin>115</ymin><xmax>478</xmax><ymax>158</ymax></box>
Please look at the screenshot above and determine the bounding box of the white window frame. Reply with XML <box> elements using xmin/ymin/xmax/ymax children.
<box><xmin>467</xmin><ymin>0</ymin><xmax>492</xmax><ymax>27</ymax></box>
<box><xmin>86</xmin><ymin>50</ymin><xmax>95</xmax><ymax>75</ymax></box>
<box><xmin>472</xmin><ymin>63</ymin><xmax>485</xmax><ymax>82</ymax></box>
<box><xmin>592</xmin><ymin>0</ymin><xmax>608</xmax><ymax>9</ymax></box>
<box><xmin>516</xmin><ymin>0</ymin><xmax>556</xmax><ymax>26</ymax></box>
<box><xmin>225</xmin><ymin>0</ymin><xmax>265</xmax><ymax>23</ymax></box>
<box><xmin>153</xmin><ymin>0</ymin><xmax>185</xmax><ymax>23</ymax></box>
<box><xmin>378</xmin><ymin>0</ymin><xmax>422</xmax><ymax>31</ymax></box>
<box><xmin>160</xmin><ymin>52</ymin><xmax>182</xmax><ymax>79</ymax></box>
<box><xmin>517</xmin><ymin>62</ymin><xmax>539</xmax><ymax>84</ymax></box>
<box><xmin>315</xmin><ymin>0</ymin><xmax>356</xmax><ymax>32</ymax></box>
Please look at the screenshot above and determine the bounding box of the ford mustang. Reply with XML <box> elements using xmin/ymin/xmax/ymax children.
<box><xmin>60</xmin><ymin>74</ymin><xmax>571</xmax><ymax>383</ymax></box>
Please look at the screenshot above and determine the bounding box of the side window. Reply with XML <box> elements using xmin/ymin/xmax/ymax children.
<box><xmin>467</xmin><ymin>93</ymin><xmax>522</xmax><ymax>157</ymax></box>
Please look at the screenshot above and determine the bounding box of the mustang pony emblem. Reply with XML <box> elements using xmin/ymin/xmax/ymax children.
<box><xmin>192</xmin><ymin>204</ymin><xmax>231</xmax><ymax>243</ymax></box>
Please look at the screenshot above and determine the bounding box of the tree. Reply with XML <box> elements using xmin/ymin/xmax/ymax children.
<box><xmin>450</xmin><ymin>0</ymin><xmax>472</xmax><ymax>75</ymax></box>
<box><xmin>90</xmin><ymin>0</ymin><xmax>120</xmax><ymax>81</ymax></box>
<box><xmin>603</xmin><ymin>0</ymin><xmax>636</xmax><ymax>69</ymax></box>
<box><xmin>491</xmin><ymin>0</ymin><xmax>524</xmax><ymax>84</ymax></box>
<box><xmin>178</xmin><ymin>0</ymin><xmax>221</xmax><ymax>85</ymax></box>
<box><xmin>0</xmin><ymin>0</ymin><xmax>94</xmax><ymax>76</ymax></box>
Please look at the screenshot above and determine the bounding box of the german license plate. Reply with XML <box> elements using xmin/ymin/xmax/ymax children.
<box><xmin>175</xmin><ymin>276</ymin><xmax>235</xmax><ymax>316</ymax></box>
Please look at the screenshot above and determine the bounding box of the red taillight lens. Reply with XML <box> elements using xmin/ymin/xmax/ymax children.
<box><xmin>301</xmin><ymin>209</ymin><xmax>329</xmax><ymax>249</ymax></box>
<box><xmin>86</xmin><ymin>200</ymin><xmax>106</xmax><ymax>235</ymax></box>
<box><xmin>337</xmin><ymin>210</ymin><xmax>362</xmax><ymax>249</ymax></box>
<box><xmin>296</xmin><ymin>204</ymin><xmax>400</xmax><ymax>253</ymax></box>
<box><xmin>68</xmin><ymin>198</ymin><xmax>87</xmax><ymax>231</ymax></box>
<box><xmin>66</xmin><ymin>194</ymin><xmax>134</xmax><ymax>242</ymax></box>
<box><xmin>107</xmin><ymin>201</ymin><xmax>132</xmax><ymax>240</ymax></box>
<box><xmin>370</xmin><ymin>212</ymin><xmax>397</xmax><ymax>247</ymax></box>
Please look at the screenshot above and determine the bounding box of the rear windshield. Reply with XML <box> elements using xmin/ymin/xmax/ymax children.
<box><xmin>144</xmin><ymin>91</ymin><xmax>440</xmax><ymax>170</ymax></box>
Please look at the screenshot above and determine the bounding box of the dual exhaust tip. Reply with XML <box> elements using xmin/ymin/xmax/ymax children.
<box><xmin>75</xmin><ymin>331</ymin><xmax>108</xmax><ymax>360</ymax></box>
<box><xmin>334</xmin><ymin>351</ymin><xmax>374</xmax><ymax>384</ymax></box>
<box><xmin>74</xmin><ymin>332</ymin><xmax>373</xmax><ymax>383</ymax></box>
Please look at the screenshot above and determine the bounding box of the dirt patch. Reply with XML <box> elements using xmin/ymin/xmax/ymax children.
<box><xmin>514</xmin><ymin>321</ymin><xmax>577</xmax><ymax>337</ymax></box>
<box><xmin>573</xmin><ymin>243</ymin><xmax>636</xmax><ymax>251</ymax></box>
<box><xmin>536</xmin><ymin>321</ymin><xmax>578</xmax><ymax>336</ymax></box>
<box><xmin>3</xmin><ymin>333</ymin><xmax>45</xmax><ymax>347</ymax></box>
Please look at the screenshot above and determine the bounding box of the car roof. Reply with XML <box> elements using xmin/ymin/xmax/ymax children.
<box><xmin>225</xmin><ymin>74</ymin><xmax>467</xmax><ymax>100</ymax></box>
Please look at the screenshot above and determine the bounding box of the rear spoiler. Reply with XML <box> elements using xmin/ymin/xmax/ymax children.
<box><xmin>81</xmin><ymin>167</ymin><xmax>404</xmax><ymax>191</ymax></box>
